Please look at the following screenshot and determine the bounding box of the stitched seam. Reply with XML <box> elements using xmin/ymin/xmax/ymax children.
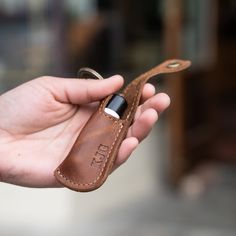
<box><xmin>125</xmin><ymin>81</ymin><xmax>140</xmax><ymax>120</ymax></box>
<box><xmin>56</xmin><ymin>122</ymin><xmax>124</xmax><ymax>187</ymax></box>
<box><xmin>123</xmin><ymin>79</ymin><xmax>139</xmax><ymax>96</ymax></box>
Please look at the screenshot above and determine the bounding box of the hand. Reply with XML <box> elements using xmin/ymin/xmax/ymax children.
<box><xmin>0</xmin><ymin>75</ymin><xmax>170</xmax><ymax>188</ymax></box>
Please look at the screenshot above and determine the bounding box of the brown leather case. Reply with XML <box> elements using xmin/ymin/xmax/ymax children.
<box><xmin>54</xmin><ymin>59</ymin><xmax>191</xmax><ymax>192</ymax></box>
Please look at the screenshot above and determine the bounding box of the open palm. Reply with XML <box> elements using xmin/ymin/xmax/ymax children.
<box><xmin>0</xmin><ymin>75</ymin><xmax>170</xmax><ymax>188</ymax></box>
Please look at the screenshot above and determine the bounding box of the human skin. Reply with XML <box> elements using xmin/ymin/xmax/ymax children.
<box><xmin>0</xmin><ymin>75</ymin><xmax>170</xmax><ymax>188</ymax></box>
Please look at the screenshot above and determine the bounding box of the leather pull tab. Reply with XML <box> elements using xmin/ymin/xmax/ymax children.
<box><xmin>54</xmin><ymin>59</ymin><xmax>191</xmax><ymax>192</ymax></box>
<box><xmin>125</xmin><ymin>59</ymin><xmax>191</xmax><ymax>91</ymax></box>
<box><xmin>141</xmin><ymin>59</ymin><xmax>191</xmax><ymax>78</ymax></box>
<box><xmin>122</xmin><ymin>59</ymin><xmax>191</xmax><ymax>123</ymax></box>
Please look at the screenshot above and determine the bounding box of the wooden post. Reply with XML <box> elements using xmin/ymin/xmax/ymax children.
<box><xmin>163</xmin><ymin>0</ymin><xmax>186</xmax><ymax>185</ymax></box>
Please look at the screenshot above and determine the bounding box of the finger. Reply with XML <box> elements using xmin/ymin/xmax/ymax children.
<box><xmin>112</xmin><ymin>93</ymin><xmax>170</xmax><ymax>173</ymax></box>
<box><xmin>135</xmin><ymin>93</ymin><xmax>170</xmax><ymax>121</ymax></box>
<box><xmin>39</xmin><ymin>75</ymin><xmax>124</xmax><ymax>104</ymax></box>
<box><xmin>127</xmin><ymin>108</ymin><xmax>158</xmax><ymax>142</ymax></box>
<box><xmin>140</xmin><ymin>83</ymin><xmax>156</xmax><ymax>104</ymax></box>
<box><xmin>111</xmin><ymin>137</ymin><xmax>139</xmax><ymax>172</ymax></box>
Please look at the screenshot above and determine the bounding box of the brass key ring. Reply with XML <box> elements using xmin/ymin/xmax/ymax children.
<box><xmin>78</xmin><ymin>67</ymin><xmax>104</xmax><ymax>80</ymax></box>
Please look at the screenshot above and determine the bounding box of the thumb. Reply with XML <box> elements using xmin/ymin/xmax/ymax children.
<box><xmin>43</xmin><ymin>75</ymin><xmax>124</xmax><ymax>104</ymax></box>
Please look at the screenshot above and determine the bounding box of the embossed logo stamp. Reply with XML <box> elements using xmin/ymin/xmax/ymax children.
<box><xmin>90</xmin><ymin>144</ymin><xmax>109</xmax><ymax>168</ymax></box>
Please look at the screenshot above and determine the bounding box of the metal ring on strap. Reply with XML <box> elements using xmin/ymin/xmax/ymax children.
<box><xmin>78</xmin><ymin>67</ymin><xmax>104</xmax><ymax>80</ymax></box>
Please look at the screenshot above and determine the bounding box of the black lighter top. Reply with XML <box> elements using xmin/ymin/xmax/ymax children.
<box><xmin>104</xmin><ymin>94</ymin><xmax>128</xmax><ymax>119</ymax></box>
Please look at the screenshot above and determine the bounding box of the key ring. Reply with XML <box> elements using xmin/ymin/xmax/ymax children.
<box><xmin>78</xmin><ymin>67</ymin><xmax>104</xmax><ymax>80</ymax></box>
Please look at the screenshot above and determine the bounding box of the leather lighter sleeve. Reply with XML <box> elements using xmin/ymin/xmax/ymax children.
<box><xmin>54</xmin><ymin>59</ymin><xmax>191</xmax><ymax>192</ymax></box>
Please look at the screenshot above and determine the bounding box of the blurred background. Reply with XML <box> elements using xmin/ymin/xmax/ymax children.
<box><xmin>0</xmin><ymin>0</ymin><xmax>236</xmax><ymax>235</ymax></box>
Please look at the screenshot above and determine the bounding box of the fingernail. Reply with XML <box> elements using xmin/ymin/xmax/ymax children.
<box><xmin>107</xmin><ymin>75</ymin><xmax>124</xmax><ymax>81</ymax></box>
